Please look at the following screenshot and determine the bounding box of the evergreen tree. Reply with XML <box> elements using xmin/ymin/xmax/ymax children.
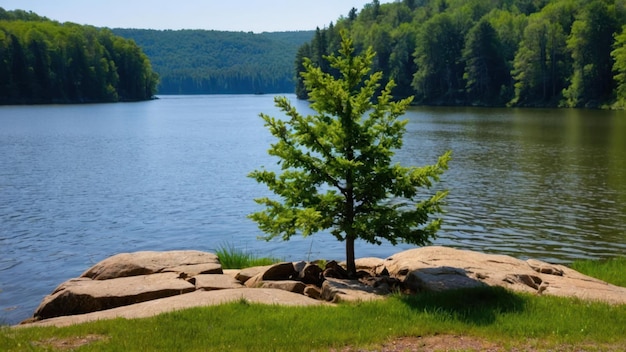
<box><xmin>564</xmin><ymin>1</ymin><xmax>618</xmax><ymax>107</ymax></box>
<box><xmin>613</xmin><ymin>25</ymin><xmax>626</xmax><ymax>108</ymax></box>
<box><xmin>463</xmin><ymin>19</ymin><xmax>509</xmax><ymax>104</ymax></box>
<box><xmin>249</xmin><ymin>33</ymin><xmax>450</xmax><ymax>276</ymax></box>
<box><xmin>412</xmin><ymin>13</ymin><xmax>467</xmax><ymax>103</ymax></box>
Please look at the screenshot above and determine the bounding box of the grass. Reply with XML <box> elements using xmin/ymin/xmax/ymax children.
<box><xmin>214</xmin><ymin>242</ymin><xmax>282</xmax><ymax>269</ymax></box>
<box><xmin>570</xmin><ymin>256</ymin><xmax>626</xmax><ymax>287</ymax></box>
<box><xmin>1</xmin><ymin>256</ymin><xmax>624</xmax><ymax>351</ymax></box>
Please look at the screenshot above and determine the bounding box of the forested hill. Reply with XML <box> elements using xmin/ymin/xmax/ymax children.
<box><xmin>0</xmin><ymin>8</ymin><xmax>158</xmax><ymax>104</ymax></box>
<box><xmin>297</xmin><ymin>0</ymin><xmax>626</xmax><ymax>109</ymax></box>
<box><xmin>112</xmin><ymin>29</ymin><xmax>314</xmax><ymax>95</ymax></box>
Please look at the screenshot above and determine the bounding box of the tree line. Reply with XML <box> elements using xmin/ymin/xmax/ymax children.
<box><xmin>112</xmin><ymin>29</ymin><xmax>314</xmax><ymax>95</ymax></box>
<box><xmin>296</xmin><ymin>0</ymin><xmax>626</xmax><ymax>109</ymax></box>
<box><xmin>0</xmin><ymin>8</ymin><xmax>158</xmax><ymax>104</ymax></box>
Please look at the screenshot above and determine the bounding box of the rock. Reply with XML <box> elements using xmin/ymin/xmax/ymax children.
<box><xmin>321</xmin><ymin>278</ymin><xmax>386</xmax><ymax>303</ymax></box>
<box><xmin>222</xmin><ymin>269</ymin><xmax>241</xmax><ymax>279</ymax></box>
<box><xmin>359</xmin><ymin>276</ymin><xmax>402</xmax><ymax>292</ymax></box>
<box><xmin>81</xmin><ymin>250</ymin><xmax>220</xmax><ymax>280</ymax></box>
<box><xmin>404</xmin><ymin>266</ymin><xmax>487</xmax><ymax>292</ymax></box>
<box><xmin>24</xmin><ymin>246</ymin><xmax>626</xmax><ymax>328</ymax></box>
<box><xmin>244</xmin><ymin>274</ymin><xmax>264</xmax><ymax>288</ymax></box>
<box><xmin>352</xmin><ymin>257</ymin><xmax>386</xmax><ymax>275</ymax></box>
<box><xmin>298</xmin><ymin>263</ymin><xmax>324</xmax><ymax>286</ymax></box>
<box><xmin>526</xmin><ymin>259</ymin><xmax>564</xmax><ymax>276</ymax></box>
<box><xmin>259</xmin><ymin>280</ymin><xmax>306</xmax><ymax>294</ymax></box>
<box><xmin>323</xmin><ymin>260</ymin><xmax>350</xmax><ymax>279</ymax></box>
<box><xmin>162</xmin><ymin>263</ymin><xmax>223</xmax><ymax>276</ymax></box>
<box><xmin>193</xmin><ymin>274</ymin><xmax>244</xmax><ymax>291</ymax></box>
<box><xmin>384</xmin><ymin>246</ymin><xmax>626</xmax><ymax>304</ymax></box>
<box><xmin>34</xmin><ymin>273</ymin><xmax>195</xmax><ymax>319</ymax></box>
<box><xmin>304</xmin><ymin>285</ymin><xmax>322</xmax><ymax>300</ymax></box>
<box><xmin>259</xmin><ymin>262</ymin><xmax>298</xmax><ymax>280</ymax></box>
<box><xmin>293</xmin><ymin>261</ymin><xmax>307</xmax><ymax>274</ymax></box>
<box><xmin>235</xmin><ymin>265</ymin><xmax>272</xmax><ymax>284</ymax></box>
<box><xmin>22</xmin><ymin>289</ymin><xmax>328</xmax><ymax>328</ymax></box>
<box><xmin>244</xmin><ymin>262</ymin><xmax>298</xmax><ymax>288</ymax></box>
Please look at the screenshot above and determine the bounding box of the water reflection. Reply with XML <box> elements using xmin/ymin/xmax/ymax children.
<box><xmin>401</xmin><ymin>106</ymin><xmax>626</xmax><ymax>263</ymax></box>
<box><xmin>1</xmin><ymin>98</ymin><xmax>625</xmax><ymax>325</ymax></box>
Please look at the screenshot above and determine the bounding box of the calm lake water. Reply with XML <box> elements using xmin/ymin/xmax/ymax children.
<box><xmin>1</xmin><ymin>95</ymin><xmax>625</xmax><ymax>324</ymax></box>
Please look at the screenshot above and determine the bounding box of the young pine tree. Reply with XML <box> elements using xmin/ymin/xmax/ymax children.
<box><xmin>249</xmin><ymin>33</ymin><xmax>451</xmax><ymax>276</ymax></box>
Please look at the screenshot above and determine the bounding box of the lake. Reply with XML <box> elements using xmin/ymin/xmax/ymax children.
<box><xmin>1</xmin><ymin>95</ymin><xmax>625</xmax><ymax>324</ymax></box>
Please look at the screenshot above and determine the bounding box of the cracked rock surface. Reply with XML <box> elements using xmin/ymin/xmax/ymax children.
<box><xmin>20</xmin><ymin>246</ymin><xmax>626</xmax><ymax>327</ymax></box>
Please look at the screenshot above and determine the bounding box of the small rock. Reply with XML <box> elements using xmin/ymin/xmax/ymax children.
<box><xmin>324</xmin><ymin>260</ymin><xmax>350</xmax><ymax>279</ymax></box>
<box><xmin>527</xmin><ymin>259</ymin><xmax>564</xmax><ymax>276</ymax></box>
<box><xmin>235</xmin><ymin>265</ymin><xmax>271</xmax><ymax>284</ymax></box>
<box><xmin>244</xmin><ymin>262</ymin><xmax>298</xmax><ymax>288</ymax></box>
<box><xmin>321</xmin><ymin>278</ymin><xmax>386</xmax><ymax>303</ymax></box>
<box><xmin>298</xmin><ymin>263</ymin><xmax>324</xmax><ymax>286</ymax></box>
<box><xmin>304</xmin><ymin>285</ymin><xmax>322</xmax><ymax>300</ymax></box>
<box><xmin>261</xmin><ymin>262</ymin><xmax>298</xmax><ymax>280</ymax></box>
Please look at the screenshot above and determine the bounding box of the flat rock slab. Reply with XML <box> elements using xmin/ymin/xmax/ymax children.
<box><xmin>259</xmin><ymin>280</ymin><xmax>306</xmax><ymax>294</ymax></box>
<box><xmin>193</xmin><ymin>274</ymin><xmax>244</xmax><ymax>290</ymax></box>
<box><xmin>82</xmin><ymin>250</ymin><xmax>220</xmax><ymax>280</ymax></box>
<box><xmin>22</xmin><ymin>288</ymin><xmax>328</xmax><ymax>328</ymax></box>
<box><xmin>34</xmin><ymin>273</ymin><xmax>195</xmax><ymax>319</ymax></box>
<box><xmin>384</xmin><ymin>246</ymin><xmax>626</xmax><ymax>304</ymax></box>
<box><xmin>321</xmin><ymin>278</ymin><xmax>386</xmax><ymax>303</ymax></box>
<box><xmin>163</xmin><ymin>263</ymin><xmax>223</xmax><ymax>276</ymax></box>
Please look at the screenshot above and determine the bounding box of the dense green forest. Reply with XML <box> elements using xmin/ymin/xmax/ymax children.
<box><xmin>112</xmin><ymin>29</ymin><xmax>314</xmax><ymax>95</ymax></box>
<box><xmin>0</xmin><ymin>8</ymin><xmax>158</xmax><ymax>104</ymax></box>
<box><xmin>297</xmin><ymin>0</ymin><xmax>626</xmax><ymax>109</ymax></box>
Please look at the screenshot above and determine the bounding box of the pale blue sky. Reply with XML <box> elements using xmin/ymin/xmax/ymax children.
<box><xmin>1</xmin><ymin>1</ymin><xmax>392</xmax><ymax>32</ymax></box>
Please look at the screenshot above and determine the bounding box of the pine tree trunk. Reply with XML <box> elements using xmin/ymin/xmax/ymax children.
<box><xmin>346</xmin><ymin>235</ymin><xmax>356</xmax><ymax>277</ymax></box>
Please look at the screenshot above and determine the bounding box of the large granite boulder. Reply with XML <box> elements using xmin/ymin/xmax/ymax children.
<box><xmin>384</xmin><ymin>246</ymin><xmax>626</xmax><ymax>304</ymax></box>
<box><xmin>24</xmin><ymin>246</ymin><xmax>626</xmax><ymax>328</ymax></box>
<box><xmin>34</xmin><ymin>273</ymin><xmax>196</xmax><ymax>319</ymax></box>
<box><xmin>81</xmin><ymin>250</ymin><xmax>221</xmax><ymax>280</ymax></box>
<box><xmin>23</xmin><ymin>289</ymin><xmax>328</xmax><ymax>328</ymax></box>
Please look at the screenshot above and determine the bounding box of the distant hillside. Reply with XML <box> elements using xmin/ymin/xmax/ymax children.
<box><xmin>112</xmin><ymin>29</ymin><xmax>314</xmax><ymax>95</ymax></box>
<box><xmin>298</xmin><ymin>0</ymin><xmax>626</xmax><ymax>109</ymax></box>
<box><xmin>0</xmin><ymin>8</ymin><xmax>158</xmax><ymax>104</ymax></box>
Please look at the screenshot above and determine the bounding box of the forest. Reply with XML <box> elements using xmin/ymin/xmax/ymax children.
<box><xmin>297</xmin><ymin>0</ymin><xmax>626</xmax><ymax>109</ymax></box>
<box><xmin>112</xmin><ymin>29</ymin><xmax>314</xmax><ymax>95</ymax></box>
<box><xmin>0</xmin><ymin>8</ymin><xmax>158</xmax><ymax>104</ymax></box>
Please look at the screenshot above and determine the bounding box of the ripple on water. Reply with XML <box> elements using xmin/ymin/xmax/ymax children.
<box><xmin>1</xmin><ymin>98</ymin><xmax>625</xmax><ymax>325</ymax></box>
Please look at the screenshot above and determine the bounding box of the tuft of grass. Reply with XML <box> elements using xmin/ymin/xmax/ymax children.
<box><xmin>214</xmin><ymin>243</ymin><xmax>282</xmax><ymax>269</ymax></box>
<box><xmin>571</xmin><ymin>257</ymin><xmax>626</xmax><ymax>287</ymax></box>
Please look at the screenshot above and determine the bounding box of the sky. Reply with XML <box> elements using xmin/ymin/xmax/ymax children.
<box><xmin>1</xmin><ymin>0</ymin><xmax>393</xmax><ymax>32</ymax></box>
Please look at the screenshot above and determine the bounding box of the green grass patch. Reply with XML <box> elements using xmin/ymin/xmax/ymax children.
<box><xmin>214</xmin><ymin>243</ymin><xmax>282</xmax><ymax>269</ymax></box>
<box><xmin>2</xmin><ymin>256</ymin><xmax>625</xmax><ymax>351</ymax></box>
<box><xmin>571</xmin><ymin>256</ymin><xmax>626</xmax><ymax>287</ymax></box>
<box><xmin>2</xmin><ymin>287</ymin><xmax>625</xmax><ymax>351</ymax></box>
